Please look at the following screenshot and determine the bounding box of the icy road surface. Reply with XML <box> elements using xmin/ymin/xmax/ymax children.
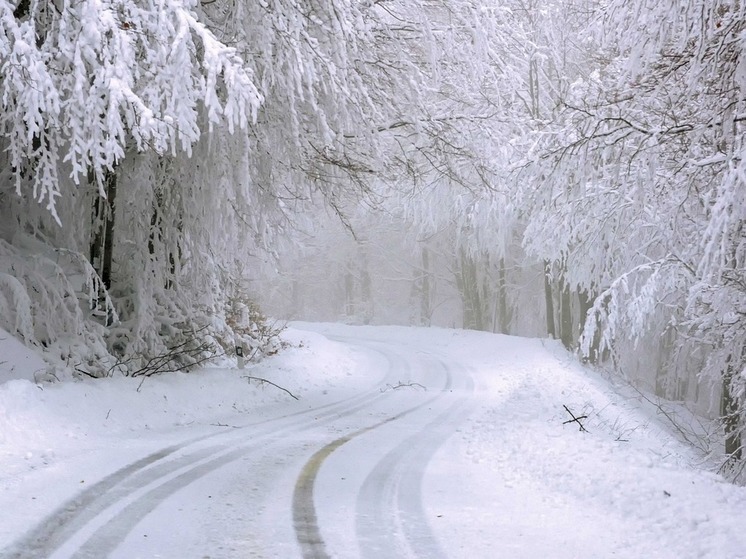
<box><xmin>2</xmin><ymin>323</ymin><xmax>746</xmax><ymax>558</ymax></box>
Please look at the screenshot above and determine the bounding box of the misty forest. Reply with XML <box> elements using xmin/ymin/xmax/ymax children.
<box><xmin>1</xmin><ymin>0</ymin><xmax>744</xmax><ymax>472</ymax></box>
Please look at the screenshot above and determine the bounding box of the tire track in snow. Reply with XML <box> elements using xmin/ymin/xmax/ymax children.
<box><xmin>292</xmin><ymin>351</ymin><xmax>473</xmax><ymax>559</ymax></box>
<box><xmin>293</xmin><ymin>411</ymin><xmax>413</xmax><ymax>559</ymax></box>
<box><xmin>0</xmin><ymin>443</ymin><xmax>197</xmax><ymax>559</ymax></box>
<box><xmin>68</xmin><ymin>444</ymin><xmax>259</xmax><ymax>559</ymax></box>
<box><xmin>67</xmin><ymin>390</ymin><xmax>405</xmax><ymax>559</ymax></box>
<box><xmin>356</xmin><ymin>366</ymin><xmax>474</xmax><ymax>559</ymax></box>
<box><xmin>0</xmin><ymin>350</ymin><xmax>405</xmax><ymax>559</ymax></box>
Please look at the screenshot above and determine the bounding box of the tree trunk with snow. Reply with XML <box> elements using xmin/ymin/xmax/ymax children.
<box><xmin>722</xmin><ymin>358</ymin><xmax>742</xmax><ymax>461</ymax></box>
<box><xmin>543</xmin><ymin>261</ymin><xmax>556</xmax><ymax>339</ymax></box>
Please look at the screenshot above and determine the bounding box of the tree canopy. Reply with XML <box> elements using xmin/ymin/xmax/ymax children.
<box><xmin>1</xmin><ymin>0</ymin><xmax>744</xmax><ymax>468</ymax></box>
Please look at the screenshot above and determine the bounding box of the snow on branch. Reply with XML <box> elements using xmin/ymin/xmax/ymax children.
<box><xmin>0</xmin><ymin>271</ymin><xmax>35</xmax><ymax>343</ymax></box>
<box><xmin>0</xmin><ymin>238</ymin><xmax>120</xmax><ymax>377</ymax></box>
<box><xmin>579</xmin><ymin>259</ymin><xmax>688</xmax><ymax>360</ymax></box>
<box><xmin>0</xmin><ymin>0</ymin><xmax>263</xmax><ymax>220</ymax></box>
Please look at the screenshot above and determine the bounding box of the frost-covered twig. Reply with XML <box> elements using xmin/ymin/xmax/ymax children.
<box><xmin>241</xmin><ymin>376</ymin><xmax>299</xmax><ymax>400</ymax></box>
<box><xmin>621</xmin><ymin>374</ymin><xmax>714</xmax><ymax>455</ymax></box>
<box><xmin>124</xmin><ymin>325</ymin><xmax>223</xmax><ymax>377</ymax></box>
<box><xmin>380</xmin><ymin>381</ymin><xmax>427</xmax><ymax>392</ymax></box>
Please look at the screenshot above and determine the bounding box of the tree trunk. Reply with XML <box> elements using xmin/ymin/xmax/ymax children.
<box><xmin>543</xmin><ymin>260</ymin><xmax>556</xmax><ymax>338</ymax></box>
<box><xmin>291</xmin><ymin>278</ymin><xmax>301</xmax><ymax>319</ymax></box>
<box><xmin>722</xmin><ymin>356</ymin><xmax>743</xmax><ymax>460</ymax></box>
<box><xmin>578</xmin><ymin>289</ymin><xmax>593</xmax><ymax>339</ymax></box>
<box><xmin>559</xmin><ymin>279</ymin><xmax>573</xmax><ymax>349</ymax></box>
<box><xmin>494</xmin><ymin>257</ymin><xmax>511</xmax><ymax>334</ymax></box>
<box><xmin>360</xmin><ymin>253</ymin><xmax>372</xmax><ymax>325</ymax></box>
<box><xmin>89</xmin><ymin>169</ymin><xmax>117</xmax><ymax>325</ymax></box>
<box><xmin>90</xmin><ymin>195</ymin><xmax>103</xmax><ymax>278</ymax></box>
<box><xmin>421</xmin><ymin>246</ymin><xmax>432</xmax><ymax>326</ymax></box>
<box><xmin>721</xmin><ymin>224</ymin><xmax>744</xmax><ymax>460</ymax></box>
<box><xmin>578</xmin><ymin>288</ymin><xmax>601</xmax><ymax>363</ymax></box>
<box><xmin>344</xmin><ymin>270</ymin><xmax>354</xmax><ymax>319</ymax></box>
<box><xmin>456</xmin><ymin>250</ymin><xmax>483</xmax><ymax>330</ymax></box>
<box><xmin>100</xmin><ymin>171</ymin><xmax>116</xmax><ymax>291</ymax></box>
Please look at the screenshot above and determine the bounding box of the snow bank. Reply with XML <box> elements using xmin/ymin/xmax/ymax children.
<box><xmin>0</xmin><ymin>327</ymin><xmax>364</xmax><ymax>487</ymax></box>
<box><xmin>2</xmin><ymin>322</ymin><xmax>746</xmax><ymax>559</ymax></box>
<box><xmin>0</xmin><ymin>327</ymin><xmax>47</xmax><ymax>383</ymax></box>
<box><xmin>414</xmin><ymin>327</ymin><xmax>746</xmax><ymax>559</ymax></box>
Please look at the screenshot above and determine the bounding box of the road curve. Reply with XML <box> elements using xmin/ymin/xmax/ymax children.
<box><xmin>292</xmin><ymin>336</ymin><xmax>475</xmax><ymax>559</ymax></box>
<box><xmin>1</xmin><ymin>330</ymin><xmax>476</xmax><ymax>559</ymax></box>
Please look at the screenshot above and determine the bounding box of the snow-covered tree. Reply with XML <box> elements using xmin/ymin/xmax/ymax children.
<box><xmin>0</xmin><ymin>0</ymin><xmax>423</xmax><ymax>374</ymax></box>
<box><xmin>1</xmin><ymin>0</ymin><xmax>261</xmax><ymax>220</ymax></box>
<box><xmin>520</xmin><ymin>0</ymin><xmax>746</xmax><ymax>462</ymax></box>
<box><xmin>0</xmin><ymin>0</ymin><xmax>270</xmax><ymax>373</ymax></box>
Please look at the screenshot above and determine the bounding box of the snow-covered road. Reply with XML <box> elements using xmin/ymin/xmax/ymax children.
<box><xmin>2</xmin><ymin>323</ymin><xmax>746</xmax><ymax>558</ymax></box>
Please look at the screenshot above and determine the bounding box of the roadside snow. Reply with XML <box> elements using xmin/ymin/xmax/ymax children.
<box><xmin>0</xmin><ymin>327</ymin><xmax>369</xmax><ymax>549</ymax></box>
<box><xmin>0</xmin><ymin>327</ymin><xmax>47</xmax><ymax>383</ymax></box>
<box><xmin>1</xmin><ymin>323</ymin><xmax>746</xmax><ymax>559</ymax></box>
<box><xmin>419</xmin><ymin>329</ymin><xmax>739</xmax><ymax>559</ymax></box>
<box><xmin>303</xmin><ymin>324</ymin><xmax>746</xmax><ymax>559</ymax></box>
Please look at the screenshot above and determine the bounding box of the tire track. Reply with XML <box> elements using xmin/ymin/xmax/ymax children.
<box><xmin>292</xmin><ymin>349</ymin><xmax>471</xmax><ymax>559</ymax></box>
<box><xmin>1</xmin><ymin>345</ymin><xmax>405</xmax><ymax>559</ymax></box>
<box><xmin>67</xmin><ymin>389</ymin><xmax>406</xmax><ymax>559</ymax></box>
<box><xmin>356</xmin><ymin>367</ymin><xmax>474</xmax><ymax>559</ymax></box>
<box><xmin>293</xmin><ymin>410</ymin><xmax>415</xmax><ymax>559</ymax></box>
<box><xmin>0</xmin><ymin>443</ymin><xmax>195</xmax><ymax>559</ymax></box>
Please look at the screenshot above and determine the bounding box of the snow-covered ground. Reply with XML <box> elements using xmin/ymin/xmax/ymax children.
<box><xmin>1</xmin><ymin>323</ymin><xmax>745</xmax><ymax>559</ymax></box>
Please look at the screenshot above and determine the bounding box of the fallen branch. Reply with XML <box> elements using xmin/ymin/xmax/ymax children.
<box><xmin>242</xmin><ymin>375</ymin><xmax>299</xmax><ymax>400</ymax></box>
<box><xmin>74</xmin><ymin>366</ymin><xmax>98</xmax><ymax>379</ymax></box>
<box><xmin>112</xmin><ymin>325</ymin><xmax>224</xmax><ymax>378</ymax></box>
<box><xmin>563</xmin><ymin>405</ymin><xmax>589</xmax><ymax>432</ymax></box>
<box><xmin>381</xmin><ymin>381</ymin><xmax>427</xmax><ymax>392</ymax></box>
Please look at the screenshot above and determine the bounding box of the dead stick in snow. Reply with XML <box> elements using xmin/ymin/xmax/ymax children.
<box><xmin>242</xmin><ymin>375</ymin><xmax>299</xmax><ymax>400</ymax></box>
<box><xmin>380</xmin><ymin>381</ymin><xmax>427</xmax><ymax>392</ymax></box>
<box><xmin>563</xmin><ymin>405</ymin><xmax>589</xmax><ymax>432</ymax></box>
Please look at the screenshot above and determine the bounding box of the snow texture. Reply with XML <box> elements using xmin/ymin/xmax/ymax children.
<box><xmin>1</xmin><ymin>323</ymin><xmax>745</xmax><ymax>558</ymax></box>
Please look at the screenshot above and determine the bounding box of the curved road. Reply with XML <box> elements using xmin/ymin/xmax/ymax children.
<box><xmin>1</xmin><ymin>331</ymin><xmax>475</xmax><ymax>559</ymax></box>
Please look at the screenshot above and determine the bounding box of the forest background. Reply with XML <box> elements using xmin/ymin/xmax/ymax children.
<box><xmin>1</xmin><ymin>0</ymin><xmax>744</xmax><ymax>472</ymax></box>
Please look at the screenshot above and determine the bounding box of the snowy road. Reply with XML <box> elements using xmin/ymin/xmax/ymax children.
<box><xmin>2</xmin><ymin>323</ymin><xmax>746</xmax><ymax>558</ymax></box>
<box><xmin>1</xmin><ymin>330</ymin><xmax>475</xmax><ymax>559</ymax></box>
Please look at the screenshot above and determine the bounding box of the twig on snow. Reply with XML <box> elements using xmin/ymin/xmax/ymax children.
<box><xmin>242</xmin><ymin>375</ymin><xmax>299</xmax><ymax>400</ymax></box>
<box><xmin>563</xmin><ymin>405</ymin><xmax>589</xmax><ymax>432</ymax></box>
<box><xmin>380</xmin><ymin>381</ymin><xmax>427</xmax><ymax>392</ymax></box>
